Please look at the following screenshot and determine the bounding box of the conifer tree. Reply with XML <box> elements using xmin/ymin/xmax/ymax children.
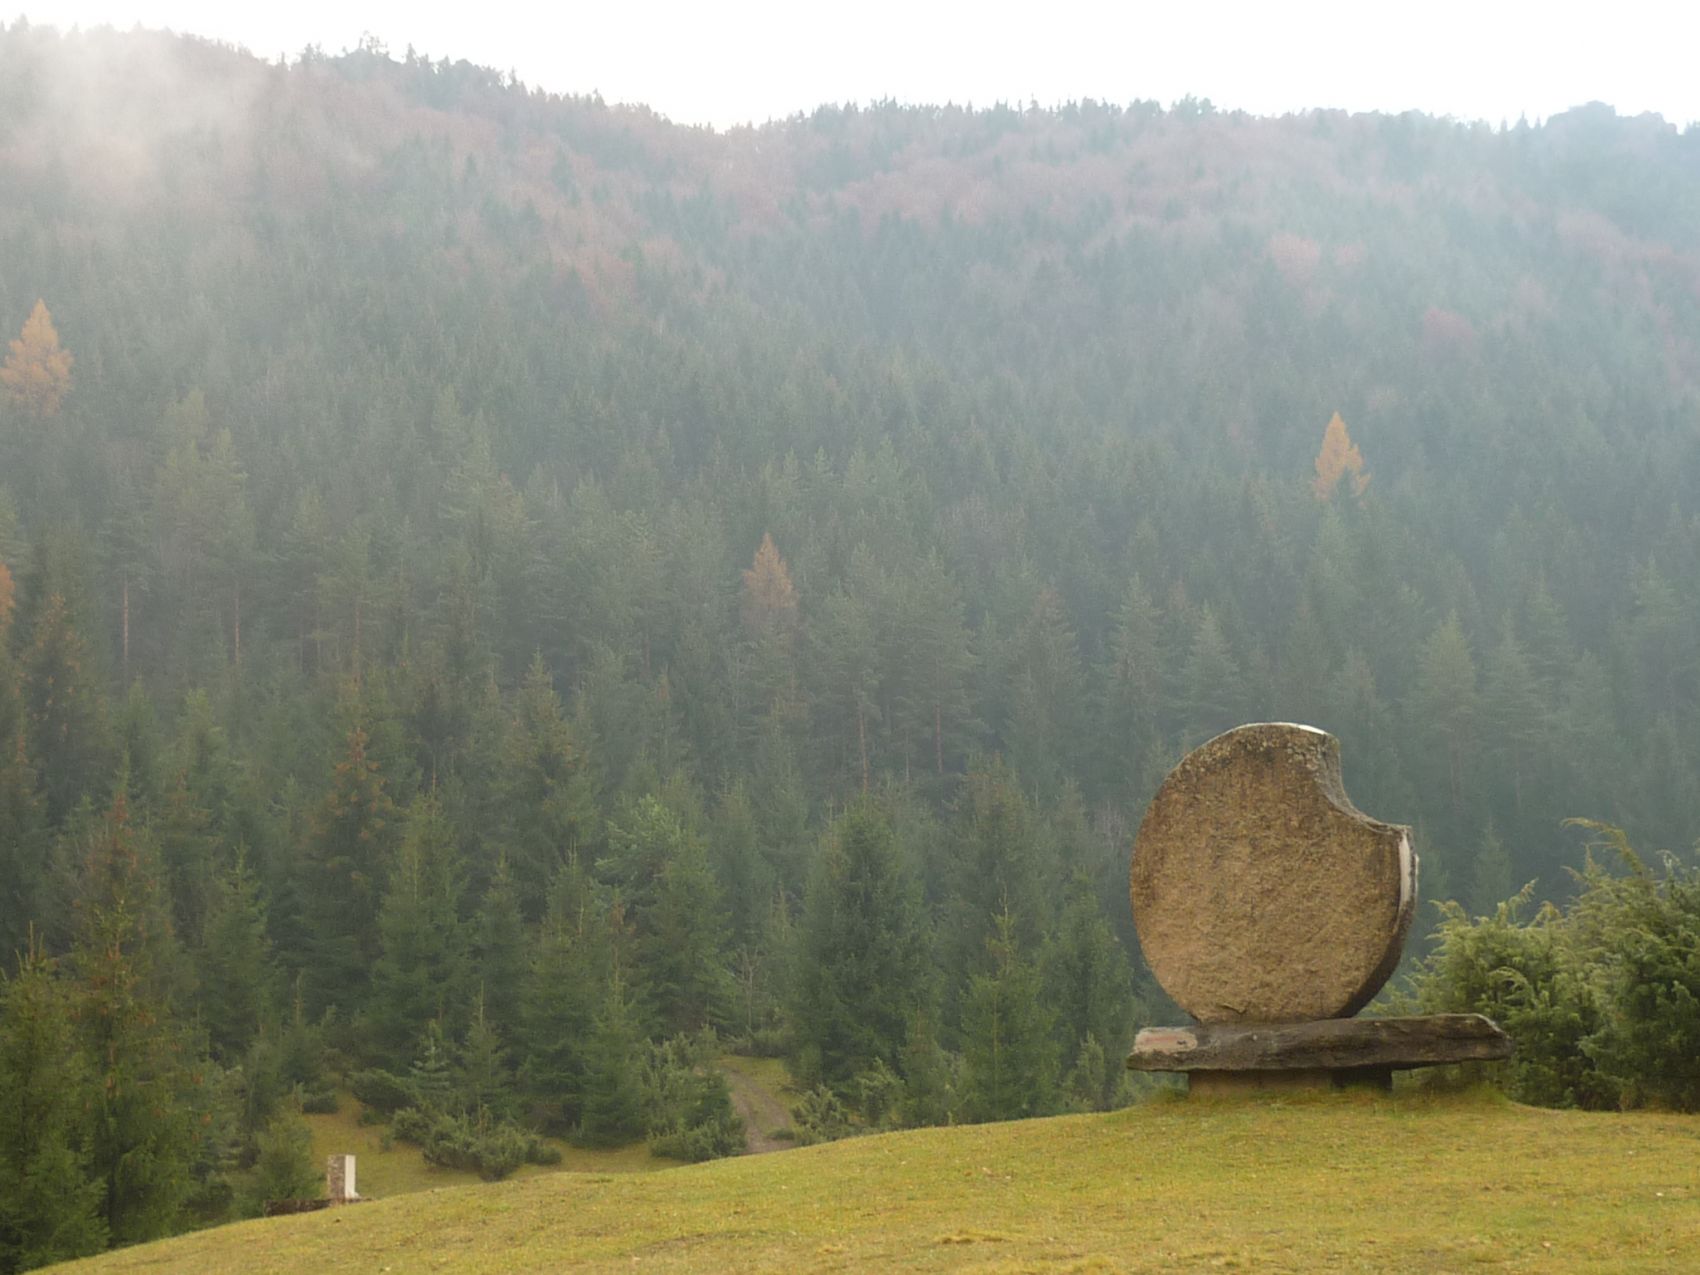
<box><xmin>617</xmin><ymin>798</ymin><xmax>734</xmax><ymax>1036</ymax></box>
<box><xmin>577</xmin><ymin>969</ymin><xmax>645</xmax><ymax>1147</ymax></box>
<box><xmin>791</xmin><ymin>801</ymin><xmax>930</xmax><ymax>1089</ymax></box>
<box><xmin>1311</xmin><ymin>411</ymin><xmax>1368</xmax><ymax>500</ymax></box>
<box><xmin>470</xmin><ymin>855</ymin><xmax>526</xmax><ymax>1037</ymax></box>
<box><xmin>301</xmin><ymin>725</ymin><xmax>397</xmax><ymax>1013</ymax></box>
<box><xmin>457</xmin><ymin>989</ymin><xmax>515</xmax><ymax>1121</ymax></box>
<box><xmin>407</xmin><ymin>1021</ymin><xmax>455</xmax><ymax>1114</ymax></box>
<box><xmin>897</xmin><ymin>1007</ymin><xmax>955</xmax><ymax>1127</ymax></box>
<box><xmin>496</xmin><ymin>655</ymin><xmax>597</xmax><ymax>910</ymax></box>
<box><xmin>71</xmin><ymin>793</ymin><xmax>200</xmax><ymax>1246</ymax></box>
<box><xmin>740</xmin><ymin>532</ymin><xmax>799</xmax><ymax>639</ymax></box>
<box><xmin>0</xmin><ymin>301</ymin><xmax>73</xmax><ymax>418</ymax></box>
<box><xmin>0</xmin><ymin>638</ymin><xmax>45</xmax><ymax>962</ymax></box>
<box><xmin>941</xmin><ymin>759</ymin><xmax>1046</xmax><ymax>1006</ymax></box>
<box><xmin>1179</xmin><ymin>605</ymin><xmax>1244</xmax><ymax>746</ymax></box>
<box><xmin>370</xmin><ymin>796</ymin><xmax>468</xmax><ymax>1065</ymax></box>
<box><xmin>1042</xmin><ymin>880</ymin><xmax>1136</xmax><ymax>1101</ymax></box>
<box><xmin>519</xmin><ymin>858</ymin><xmax>608</xmax><ymax>1130</ymax></box>
<box><xmin>240</xmin><ymin>1110</ymin><xmax>317</xmax><ymax>1217</ymax></box>
<box><xmin>1412</xmin><ymin>613</ymin><xmax>1480</xmax><ymax>826</ymax></box>
<box><xmin>958</xmin><ymin>909</ymin><xmax>1058</xmax><ymax>1123</ymax></box>
<box><xmin>197</xmin><ymin>854</ymin><xmax>276</xmax><ymax>1062</ymax></box>
<box><xmin>0</xmin><ymin>935</ymin><xmax>107</xmax><ymax>1270</ymax></box>
<box><xmin>22</xmin><ymin>592</ymin><xmax>109</xmax><ymax>827</ymax></box>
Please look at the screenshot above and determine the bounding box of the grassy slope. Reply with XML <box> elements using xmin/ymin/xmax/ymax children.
<box><xmin>56</xmin><ymin>1090</ymin><xmax>1700</xmax><ymax>1274</ymax></box>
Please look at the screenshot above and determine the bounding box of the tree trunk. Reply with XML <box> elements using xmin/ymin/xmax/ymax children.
<box><xmin>856</xmin><ymin>700</ymin><xmax>869</xmax><ymax>795</ymax></box>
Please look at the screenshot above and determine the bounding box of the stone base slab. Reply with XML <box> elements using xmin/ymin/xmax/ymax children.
<box><xmin>1129</xmin><ymin>1013</ymin><xmax>1512</xmax><ymax>1081</ymax></box>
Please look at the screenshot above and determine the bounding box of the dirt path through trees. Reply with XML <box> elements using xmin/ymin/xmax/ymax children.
<box><xmin>723</xmin><ymin>1064</ymin><xmax>796</xmax><ymax>1155</ymax></box>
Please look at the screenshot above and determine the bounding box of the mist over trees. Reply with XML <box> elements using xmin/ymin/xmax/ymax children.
<box><xmin>3</xmin><ymin>20</ymin><xmax>1700</xmax><ymax>1266</ymax></box>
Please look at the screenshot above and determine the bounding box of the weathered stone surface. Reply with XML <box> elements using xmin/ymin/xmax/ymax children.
<box><xmin>326</xmin><ymin>1154</ymin><xmax>357</xmax><ymax>1203</ymax></box>
<box><xmin>1130</xmin><ymin>723</ymin><xmax>1416</xmax><ymax>1023</ymax></box>
<box><xmin>1126</xmin><ymin>1013</ymin><xmax>1513</xmax><ymax>1073</ymax></box>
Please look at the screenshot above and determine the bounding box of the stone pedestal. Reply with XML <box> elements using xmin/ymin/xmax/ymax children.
<box><xmin>1130</xmin><ymin>1014</ymin><xmax>1512</xmax><ymax>1092</ymax></box>
<box><xmin>326</xmin><ymin>1154</ymin><xmax>357</xmax><ymax>1204</ymax></box>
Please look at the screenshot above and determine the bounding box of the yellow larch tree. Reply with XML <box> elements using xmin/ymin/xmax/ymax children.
<box><xmin>1312</xmin><ymin>410</ymin><xmax>1370</xmax><ymax>500</ymax></box>
<box><xmin>741</xmin><ymin>532</ymin><xmax>799</xmax><ymax>637</ymax></box>
<box><xmin>0</xmin><ymin>300</ymin><xmax>74</xmax><ymax>418</ymax></box>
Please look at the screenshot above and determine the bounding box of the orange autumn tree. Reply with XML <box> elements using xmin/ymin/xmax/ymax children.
<box><xmin>0</xmin><ymin>300</ymin><xmax>74</xmax><ymax>417</ymax></box>
<box><xmin>1312</xmin><ymin>411</ymin><xmax>1369</xmax><ymax>500</ymax></box>
<box><xmin>0</xmin><ymin>560</ymin><xmax>12</xmax><ymax>639</ymax></box>
<box><xmin>740</xmin><ymin>532</ymin><xmax>798</xmax><ymax>637</ymax></box>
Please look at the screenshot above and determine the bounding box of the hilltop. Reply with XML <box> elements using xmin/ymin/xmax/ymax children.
<box><xmin>51</xmin><ymin>1092</ymin><xmax>1700</xmax><ymax>1273</ymax></box>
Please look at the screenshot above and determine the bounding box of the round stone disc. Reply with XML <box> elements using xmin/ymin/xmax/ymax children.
<box><xmin>1130</xmin><ymin>723</ymin><xmax>1417</xmax><ymax>1024</ymax></box>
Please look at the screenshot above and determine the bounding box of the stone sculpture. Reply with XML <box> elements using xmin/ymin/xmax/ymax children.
<box><xmin>1126</xmin><ymin>723</ymin><xmax>1511</xmax><ymax>1091</ymax></box>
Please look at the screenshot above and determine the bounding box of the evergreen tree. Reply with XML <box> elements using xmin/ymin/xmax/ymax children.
<box><xmin>897</xmin><ymin>1007</ymin><xmax>955</xmax><ymax>1127</ymax></box>
<box><xmin>940</xmin><ymin>759</ymin><xmax>1048</xmax><ymax>1006</ymax></box>
<box><xmin>0</xmin><ymin>936</ymin><xmax>107</xmax><ymax>1270</ymax></box>
<box><xmin>0</xmin><ymin>639</ymin><xmax>45</xmax><ymax>962</ymax></box>
<box><xmin>407</xmin><ymin>1021</ymin><xmax>456</xmax><ymax>1114</ymax></box>
<box><xmin>791</xmin><ymin>800</ymin><xmax>930</xmax><ymax>1089</ymax></box>
<box><xmin>958</xmin><ymin>909</ymin><xmax>1059</xmax><ymax>1123</ymax></box>
<box><xmin>71</xmin><ymin>793</ymin><xmax>200</xmax><ymax>1246</ymax></box>
<box><xmin>470</xmin><ymin>855</ymin><xmax>526</xmax><ymax>1037</ymax></box>
<box><xmin>1469</xmin><ymin>822</ymin><xmax>1515</xmax><ymax>916</ymax></box>
<box><xmin>300</xmin><ymin>724</ymin><xmax>397</xmax><ymax>1013</ymax></box>
<box><xmin>370</xmin><ymin>795</ymin><xmax>468</xmax><ymax>1066</ymax></box>
<box><xmin>457</xmin><ymin>989</ymin><xmax>516</xmax><ymax>1121</ymax></box>
<box><xmin>239</xmin><ymin>1110</ymin><xmax>318</xmax><ymax>1217</ymax></box>
<box><xmin>1411</xmin><ymin>613</ymin><xmax>1480</xmax><ymax>832</ymax></box>
<box><xmin>197</xmin><ymin>854</ymin><xmax>276</xmax><ymax>1062</ymax></box>
<box><xmin>518</xmin><ymin>858</ymin><xmax>607</xmax><ymax>1130</ymax></box>
<box><xmin>21</xmin><ymin>592</ymin><xmax>108</xmax><ymax>827</ymax></box>
<box><xmin>631</xmin><ymin>802</ymin><xmax>735</xmax><ymax>1036</ymax></box>
<box><xmin>1179</xmin><ymin>605</ymin><xmax>1244</xmax><ymax>747</ymax></box>
<box><xmin>577</xmin><ymin>970</ymin><xmax>645</xmax><ymax>1147</ymax></box>
<box><xmin>495</xmin><ymin>655</ymin><xmax>597</xmax><ymax>910</ymax></box>
<box><xmin>1042</xmin><ymin>880</ymin><xmax>1136</xmax><ymax>1104</ymax></box>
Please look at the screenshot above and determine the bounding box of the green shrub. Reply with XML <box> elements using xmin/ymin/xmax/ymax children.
<box><xmin>297</xmin><ymin>1088</ymin><xmax>339</xmax><ymax>1115</ymax></box>
<box><xmin>1410</xmin><ymin>889</ymin><xmax>1612</xmax><ymax>1108</ymax></box>
<box><xmin>349</xmin><ymin>1068</ymin><xmax>415</xmax><ymax>1115</ymax></box>
<box><xmin>1567</xmin><ymin>828</ymin><xmax>1700</xmax><ymax>1109</ymax></box>
<box><xmin>240</xmin><ymin>1112</ymin><xmax>320</xmax><ymax>1215</ymax></box>
<box><xmin>1406</xmin><ymin>823</ymin><xmax>1700</xmax><ymax>1111</ymax></box>
<box><xmin>388</xmin><ymin>1107</ymin><xmax>552</xmax><ymax>1181</ymax></box>
<box><xmin>641</xmin><ymin>1032</ymin><xmax>744</xmax><ymax>1161</ymax></box>
<box><xmin>790</xmin><ymin>1085</ymin><xmax>855</xmax><ymax>1145</ymax></box>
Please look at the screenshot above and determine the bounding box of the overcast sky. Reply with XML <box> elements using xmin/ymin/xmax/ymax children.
<box><xmin>11</xmin><ymin>0</ymin><xmax>1700</xmax><ymax>130</ymax></box>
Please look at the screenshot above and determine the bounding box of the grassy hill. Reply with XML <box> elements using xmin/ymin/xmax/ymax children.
<box><xmin>53</xmin><ymin>1089</ymin><xmax>1699</xmax><ymax>1273</ymax></box>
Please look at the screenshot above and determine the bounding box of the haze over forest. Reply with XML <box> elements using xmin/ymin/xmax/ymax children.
<box><xmin>2</xmin><ymin>22</ymin><xmax>1700</xmax><ymax>1268</ymax></box>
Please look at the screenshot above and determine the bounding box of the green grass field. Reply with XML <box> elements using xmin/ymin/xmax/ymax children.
<box><xmin>53</xmin><ymin>1087</ymin><xmax>1700</xmax><ymax>1274</ymax></box>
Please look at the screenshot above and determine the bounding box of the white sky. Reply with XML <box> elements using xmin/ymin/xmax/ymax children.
<box><xmin>11</xmin><ymin>0</ymin><xmax>1700</xmax><ymax>130</ymax></box>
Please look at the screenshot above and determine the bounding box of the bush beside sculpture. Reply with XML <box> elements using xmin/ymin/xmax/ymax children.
<box><xmin>1404</xmin><ymin>820</ymin><xmax>1700</xmax><ymax>1111</ymax></box>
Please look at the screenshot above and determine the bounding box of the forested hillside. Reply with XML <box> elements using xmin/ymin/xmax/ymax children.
<box><xmin>2</xmin><ymin>22</ymin><xmax>1700</xmax><ymax>1267</ymax></box>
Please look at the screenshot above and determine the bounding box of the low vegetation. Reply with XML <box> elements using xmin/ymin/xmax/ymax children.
<box><xmin>1403</xmin><ymin>822</ymin><xmax>1700</xmax><ymax>1111</ymax></box>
